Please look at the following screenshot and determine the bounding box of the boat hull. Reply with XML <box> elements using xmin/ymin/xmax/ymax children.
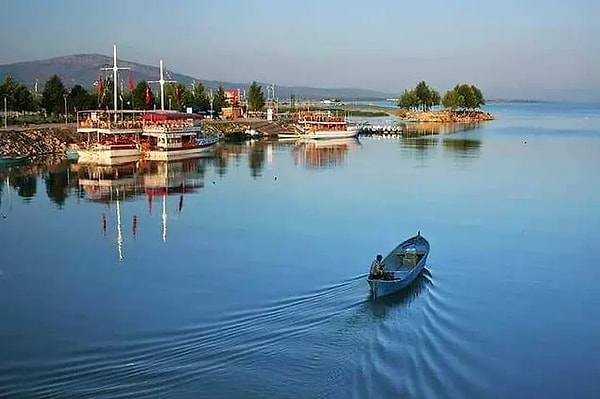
<box><xmin>299</xmin><ymin>126</ymin><xmax>359</xmax><ymax>140</ymax></box>
<box><xmin>368</xmin><ymin>261</ymin><xmax>426</xmax><ymax>298</ymax></box>
<box><xmin>76</xmin><ymin>148</ymin><xmax>142</xmax><ymax>165</ymax></box>
<box><xmin>145</xmin><ymin>145</ymin><xmax>216</xmax><ymax>161</ymax></box>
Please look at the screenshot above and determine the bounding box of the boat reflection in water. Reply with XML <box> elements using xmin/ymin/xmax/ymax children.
<box><xmin>292</xmin><ymin>137</ymin><xmax>361</xmax><ymax>169</ymax></box>
<box><xmin>73</xmin><ymin>158</ymin><xmax>206</xmax><ymax>260</ymax></box>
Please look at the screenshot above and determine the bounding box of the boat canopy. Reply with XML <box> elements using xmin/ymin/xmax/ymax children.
<box><xmin>143</xmin><ymin>112</ymin><xmax>203</xmax><ymax>122</ymax></box>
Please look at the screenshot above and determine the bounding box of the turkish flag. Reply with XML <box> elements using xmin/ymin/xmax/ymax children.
<box><xmin>127</xmin><ymin>71</ymin><xmax>134</xmax><ymax>91</ymax></box>
<box><xmin>97</xmin><ymin>75</ymin><xmax>104</xmax><ymax>91</ymax></box>
<box><xmin>144</xmin><ymin>86</ymin><xmax>152</xmax><ymax>105</ymax></box>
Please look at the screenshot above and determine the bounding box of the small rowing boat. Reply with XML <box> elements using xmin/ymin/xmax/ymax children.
<box><xmin>367</xmin><ymin>232</ymin><xmax>430</xmax><ymax>298</ymax></box>
<box><xmin>0</xmin><ymin>155</ymin><xmax>28</xmax><ymax>167</ymax></box>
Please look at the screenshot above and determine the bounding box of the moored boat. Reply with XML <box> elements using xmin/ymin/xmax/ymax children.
<box><xmin>367</xmin><ymin>232</ymin><xmax>430</xmax><ymax>298</ymax></box>
<box><xmin>0</xmin><ymin>155</ymin><xmax>28</xmax><ymax>167</ymax></box>
<box><xmin>141</xmin><ymin>112</ymin><xmax>218</xmax><ymax>161</ymax></box>
<box><xmin>139</xmin><ymin>58</ymin><xmax>218</xmax><ymax>161</ymax></box>
<box><xmin>295</xmin><ymin>111</ymin><xmax>359</xmax><ymax>140</ymax></box>
<box><xmin>73</xmin><ymin>45</ymin><xmax>144</xmax><ymax>164</ymax></box>
<box><xmin>74</xmin><ymin>110</ymin><xmax>144</xmax><ymax>164</ymax></box>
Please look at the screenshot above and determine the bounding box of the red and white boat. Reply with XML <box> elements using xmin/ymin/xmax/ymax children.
<box><xmin>140</xmin><ymin>59</ymin><xmax>218</xmax><ymax>161</ymax></box>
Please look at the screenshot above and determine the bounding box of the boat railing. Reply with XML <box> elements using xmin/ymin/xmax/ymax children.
<box><xmin>78</xmin><ymin>119</ymin><xmax>144</xmax><ymax>130</ymax></box>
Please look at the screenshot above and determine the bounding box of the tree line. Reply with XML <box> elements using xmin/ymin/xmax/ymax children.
<box><xmin>1</xmin><ymin>74</ymin><xmax>269</xmax><ymax>117</ymax></box>
<box><xmin>397</xmin><ymin>81</ymin><xmax>485</xmax><ymax>110</ymax></box>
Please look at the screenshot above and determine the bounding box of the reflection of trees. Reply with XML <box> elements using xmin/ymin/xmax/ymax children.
<box><xmin>44</xmin><ymin>167</ymin><xmax>71</xmax><ymax>207</ymax></box>
<box><xmin>400</xmin><ymin>137</ymin><xmax>438</xmax><ymax>153</ymax></box>
<box><xmin>402</xmin><ymin>121</ymin><xmax>482</xmax><ymax>136</ymax></box>
<box><xmin>442</xmin><ymin>138</ymin><xmax>482</xmax><ymax>156</ymax></box>
<box><xmin>12</xmin><ymin>174</ymin><xmax>37</xmax><ymax>201</ymax></box>
<box><xmin>0</xmin><ymin>159</ymin><xmax>80</xmax><ymax>207</ymax></box>
<box><xmin>248</xmin><ymin>144</ymin><xmax>266</xmax><ymax>178</ymax></box>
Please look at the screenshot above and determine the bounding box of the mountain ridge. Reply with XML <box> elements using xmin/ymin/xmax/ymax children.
<box><xmin>0</xmin><ymin>54</ymin><xmax>394</xmax><ymax>100</ymax></box>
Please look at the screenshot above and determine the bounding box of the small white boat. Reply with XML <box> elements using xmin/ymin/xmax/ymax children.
<box><xmin>367</xmin><ymin>232</ymin><xmax>430</xmax><ymax>298</ymax></box>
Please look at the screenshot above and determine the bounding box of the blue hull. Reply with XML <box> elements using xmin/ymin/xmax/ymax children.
<box><xmin>368</xmin><ymin>262</ymin><xmax>426</xmax><ymax>298</ymax></box>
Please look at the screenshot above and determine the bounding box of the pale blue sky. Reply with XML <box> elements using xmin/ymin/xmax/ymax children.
<box><xmin>0</xmin><ymin>0</ymin><xmax>599</xmax><ymax>100</ymax></box>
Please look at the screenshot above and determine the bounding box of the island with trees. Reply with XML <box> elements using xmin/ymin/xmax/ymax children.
<box><xmin>396</xmin><ymin>81</ymin><xmax>494</xmax><ymax>122</ymax></box>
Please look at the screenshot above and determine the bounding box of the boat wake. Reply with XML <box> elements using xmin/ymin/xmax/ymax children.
<box><xmin>0</xmin><ymin>268</ymin><xmax>492</xmax><ymax>398</ymax></box>
<box><xmin>0</xmin><ymin>275</ymin><xmax>365</xmax><ymax>398</ymax></box>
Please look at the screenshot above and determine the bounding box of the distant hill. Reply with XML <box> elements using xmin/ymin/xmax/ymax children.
<box><xmin>0</xmin><ymin>54</ymin><xmax>393</xmax><ymax>100</ymax></box>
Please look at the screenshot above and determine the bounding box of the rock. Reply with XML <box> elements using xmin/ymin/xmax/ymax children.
<box><xmin>0</xmin><ymin>126</ymin><xmax>76</xmax><ymax>158</ymax></box>
<box><xmin>398</xmin><ymin>110</ymin><xmax>494</xmax><ymax>123</ymax></box>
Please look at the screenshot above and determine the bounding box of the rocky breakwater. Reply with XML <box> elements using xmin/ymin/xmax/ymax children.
<box><xmin>0</xmin><ymin>125</ymin><xmax>77</xmax><ymax>158</ymax></box>
<box><xmin>398</xmin><ymin>110</ymin><xmax>494</xmax><ymax>123</ymax></box>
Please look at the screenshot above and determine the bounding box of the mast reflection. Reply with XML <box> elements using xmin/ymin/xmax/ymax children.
<box><xmin>74</xmin><ymin>158</ymin><xmax>206</xmax><ymax>261</ymax></box>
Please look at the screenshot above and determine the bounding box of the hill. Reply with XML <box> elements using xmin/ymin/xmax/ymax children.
<box><xmin>0</xmin><ymin>54</ymin><xmax>392</xmax><ymax>100</ymax></box>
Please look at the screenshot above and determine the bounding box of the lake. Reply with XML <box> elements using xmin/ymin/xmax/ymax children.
<box><xmin>1</xmin><ymin>102</ymin><xmax>599</xmax><ymax>398</ymax></box>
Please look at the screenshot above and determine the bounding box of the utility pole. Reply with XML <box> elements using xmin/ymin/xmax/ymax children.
<box><xmin>3</xmin><ymin>96</ymin><xmax>7</xmax><ymax>129</ymax></box>
<box><xmin>209</xmin><ymin>88</ymin><xmax>214</xmax><ymax>119</ymax></box>
<box><xmin>120</xmin><ymin>79</ymin><xmax>124</xmax><ymax>117</ymax></box>
<box><xmin>63</xmin><ymin>94</ymin><xmax>68</xmax><ymax>124</ymax></box>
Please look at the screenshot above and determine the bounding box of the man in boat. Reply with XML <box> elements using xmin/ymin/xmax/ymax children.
<box><xmin>369</xmin><ymin>255</ymin><xmax>385</xmax><ymax>279</ymax></box>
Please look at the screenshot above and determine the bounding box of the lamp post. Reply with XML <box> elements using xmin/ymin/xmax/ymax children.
<box><xmin>63</xmin><ymin>94</ymin><xmax>68</xmax><ymax>124</ymax></box>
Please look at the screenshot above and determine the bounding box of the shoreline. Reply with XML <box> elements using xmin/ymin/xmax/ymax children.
<box><xmin>0</xmin><ymin>110</ymin><xmax>494</xmax><ymax>159</ymax></box>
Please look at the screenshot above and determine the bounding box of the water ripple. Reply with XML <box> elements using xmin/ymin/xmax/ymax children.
<box><xmin>0</xmin><ymin>274</ymin><xmax>366</xmax><ymax>398</ymax></box>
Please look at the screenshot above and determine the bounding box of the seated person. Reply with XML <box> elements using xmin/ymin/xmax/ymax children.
<box><xmin>369</xmin><ymin>254</ymin><xmax>385</xmax><ymax>279</ymax></box>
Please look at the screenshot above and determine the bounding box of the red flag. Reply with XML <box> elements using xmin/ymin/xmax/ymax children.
<box><xmin>127</xmin><ymin>70</ymin><xmax>134</xmax><ymax>91</ymax></box>
<box><xmin>144</xmin><ymin>85</ymin><xmax>152</xmax><ymax>105</ymax></box>
<box><xmin>97</xmin><ymin>75</ymin><xmax>104</xmax><ymax>92</ymax></box>
<box><xmin>176</xmin><ymin>87</ymin><xmax>183</xmax><ymax>104</ymax></box>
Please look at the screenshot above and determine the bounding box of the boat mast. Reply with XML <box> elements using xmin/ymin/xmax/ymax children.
<box><xmin>148</xmin><ymin>60</ymin><xmax>176</xmax><ymax>111</ymax></box>
<box><xmin>101</xmin><ymin>44</ymin><xmax>130</xmax><ymax>122</ymax></box>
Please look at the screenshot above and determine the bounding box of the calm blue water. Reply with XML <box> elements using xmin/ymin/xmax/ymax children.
<box><xmin>1</xmin><ymin>103</ymin><xmax>599</xmax><ymax>398</ymax></box>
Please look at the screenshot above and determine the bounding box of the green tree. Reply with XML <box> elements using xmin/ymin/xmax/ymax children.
<box><xmin>213</xmin><ymin>86</ymin><xmax>227</xmax><ymax>115</ymax></box>
<box><xmin>247</xmin><ymin>81</ymin><xmax>265</xmax><ymax>112</ymax></box>
<box><xmin>69</xmin><ymin>85</ymin><xmax>94</xmax><ymax>111</ymax></box>
<box><xmin>398</xmin><ymin>82</ymin><xmax>439</xmax><ymax>111</ymax></box>
<box><xmin>457</xmin><ymin>84</ymin><xmax>475</xmax><ymax>109</ymax></box>
<box><xmin>397</xmin><ymin>89</ymin><xmax>418</xmax><ymax>110</ymax></box>
<box><xmin>441</xmin><ymin>84</ymin><xmax>485</xmax><ymax>109</ymax></box>
<box><xmin>414</xmin><ymin>81</ymin><xmax>430</xmax><ymax>110</ymax></box>
<box><xmin>427</xmin><ymin>89</ymin><xmax>441</xmax><ymax>110</ymax></box>
<box><xmin>191</xmin><ymin>82</ymin><xmax>210</xmax><ymax>111</ymax></box>
<box><xmin>442</xmin><ymin>87</ymin><xmax>463</xmax><ymax>109</ymax></box>
<box><xmin>41</xmin><ymin>75</ymin><xmax>70</xmax><ymax>116</ymax></box>
<box><xmin>470</xmin><ymin>85</ymin><xmax>485</xmax><ymax>108</ymax></box>
<box><xmin>0</xmin><ymin>76</ymin><xmax>35</xmax><ymax>112</ymax></box>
